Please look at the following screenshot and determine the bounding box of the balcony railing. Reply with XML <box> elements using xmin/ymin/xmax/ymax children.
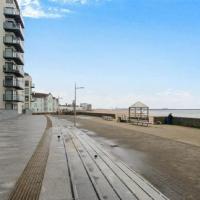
<box><xmin>4</xmin><ymin>50</ymin><xmax>24</xmax><ymax>65</ymax></box>
<box><xmin>4</xmin><ymin>35</ymin><xmax>24</xmax><ymax>52</ymax></box>
<box><xmin>4</xmin><ymin>79</ymin><xmax>24</xmax><ymax>90</ymax></box>
<box><xmin>4</xmin><ymin>7</ymin><xmax>24</xmax><ymax>28</ymax></box>
<box><xmin>3</xmin><ymin>63</ymin><xmax>24</xmax><ymax>77</ymax></box>
<box><xmin>4</xmin><ymin>21</ymin><xmax>24</xmax><ymax>40</ymax></box>
<box><xmin>31</xmin><ymin>83</ymin><xmax>35</xmax><ymax>88</ymax></box>
<box><xmin>3</xmin><ymin>94</ymin><xmax>24</xmax><ymax>102</ymax></box>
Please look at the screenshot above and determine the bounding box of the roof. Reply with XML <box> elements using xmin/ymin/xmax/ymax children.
<box><xmin>32</xmin><ymin>93</ymin><xmax>49</xmax><ymax>98</ymax></box>
<box><xmin>130</xmin><ymin>101</ymin><xmax>149</xmax><ymax>108</ymax></box>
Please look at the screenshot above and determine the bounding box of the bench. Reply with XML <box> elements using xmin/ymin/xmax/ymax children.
<box><xmin>130</xmin><ymin>119</ymin><xmax>150</xmax><ymax>127</ymax></box>
<box><xmin>102</xmin><ymin>116</ymin><xmax>114</xmax><ymax>121</ymax></box>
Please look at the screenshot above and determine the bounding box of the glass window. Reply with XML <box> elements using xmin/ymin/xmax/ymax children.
<box><xmin>25</xmin><ymin>81</ymin><xmax>29</xmax><ymax>87</ymax></box>
<box><xmin>5</xmin><ymin>48</ymin><xmax>13</xmax><ymax>57</ymax></box>
<box><xmin>25</xmin><ymin>96</ymin><xmax>29</xmax><ymax>101</ymax></box>
<box><xmin>25</xmin><ymin>88</ymin><xmax>29</xmax><ymax>94</ymax></box>
<box><xmin>5</xmin><ymin>103</ymin><xmax>13</xmax><ymax>110</ymax></box>
<box><xmin>5</xmin><ymin>62</ymin><xmax>13</xmax><ymax>70</ymax></box>
<box><xmin>6</xmin><ymin>0</ymin><xmax>14</xmax><ymax>4</ymax></box>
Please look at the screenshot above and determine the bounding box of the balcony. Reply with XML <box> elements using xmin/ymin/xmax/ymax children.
<box><xmin>4</xmin><ymin>20</ymin><xmax>24</xmax><ymax>40</ymax></box>
<box><xmin>3</xmin><ymin>94</ymin><xmax>24</xmax><ymax>102</ymax></box>
<box><xmin>31</xmin><ymin>83</ymin><xmax>35</xmax><ymax>88</ymax></box>
<box><xmin>4</xmin><ymin>79</ymin><xmax>24</xmax><ymax>90</ymax></box>
<box><xmin>4</xmin><ymin>35</ymin><xmax>24</xmax><ymax>52</ymax></box>
<box><xmin>4</xmin><ymin>7</ymin><xmax>24</xmax><ymax>28</ymax></box>
<box><xmin>3</xmin><ymin>63</ymin><xmax>24</xmax><ymax>77</ymax></box>
<box><xmin>4</xmin><ymin>49</ymin><xmax>24</xmax><ymax>65</ymax></box>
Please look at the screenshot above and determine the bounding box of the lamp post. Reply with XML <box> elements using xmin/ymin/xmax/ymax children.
<box><xmin>74</xmin><ymin>83</ymin><xmax>84</xmax><ymax>127</ymax></box>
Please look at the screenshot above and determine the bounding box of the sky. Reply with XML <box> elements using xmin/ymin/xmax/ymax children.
<box><xmin>18</xmin><ymin>0</ymin><xmax>200</xmax><ymax>108</ymax></box>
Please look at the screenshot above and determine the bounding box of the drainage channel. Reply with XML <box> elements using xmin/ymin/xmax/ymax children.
<box><xmin>8</xmin><ymin>116</ymin><xmax>52</xmax><ymax>200</ymax></box>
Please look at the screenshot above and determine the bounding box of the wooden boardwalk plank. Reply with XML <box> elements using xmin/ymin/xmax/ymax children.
<box><xmin>67</xmin><ymin>131</ymin><xmax>137</xmax><ymax>200</ymax></box>
<box><xmin>68</xmin><ymin>132</ymin><xmax>131</xmax><ymax>200</ymax></box>
<box><xmin>46</xmin><ymin>117</ymin><xmax>169</xmax><ymax>200</ymax></box>
<box><xmin>64</xmin><ymin>133</ymin><xmax>99</xmax><ymax>200</ymax></box>
<box><xmin>72</xmin><ymin>128</ymin><xmax>169</xmax><ymax>200</ymax></box>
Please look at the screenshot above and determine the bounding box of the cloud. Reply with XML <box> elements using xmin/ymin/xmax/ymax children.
<box><xmin>50</xmin><ymin>0</ymin><xmax>88</xmax><ymax>4</ymax></box>
<box><xmin>49</xmin><ymin>0</ymin><xmax>109</xmax><ymax>5</ymax></box>
<box><xmin>18</xmin><ymin>0</ymin><xmax>73</xmax><ymax>18</ymax></box>
<box><xmin>17</xmin><ymin>0</ymin><xmax>108</xmax><ymax>18</ymax></box>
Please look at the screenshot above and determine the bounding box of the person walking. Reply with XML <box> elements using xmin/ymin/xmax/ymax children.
<box><xmin>167</xmin><ymin>113</ymin><xmax>173</xmax><ymax>125</ymax></box>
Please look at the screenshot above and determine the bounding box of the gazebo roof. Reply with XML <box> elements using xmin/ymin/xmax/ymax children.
<box><xmin>130</xmin><ymin>101</ymin><xmax>149</xmax><ymax>108</ymax></box>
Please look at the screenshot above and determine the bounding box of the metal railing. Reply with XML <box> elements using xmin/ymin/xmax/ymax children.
<box><xmin>3</xmin><ymin>63</ymin><xmax>24</xmax><ymax>76</ymax></box>
<box><xmin>4</xmin><ymin>35</ymin><xmax>24</xmax><ymax>50</ymax></box>
<box><xmin>4</xmin><ymin>50</ymin><xmax>24</xmax><ymax>64</ymax></box>
<box><xmin>4</xmin><ymin>21</ymin><xmax>24</xmax><ymax>39</ymax></box>
<box><xmin>3</xmin><ymin>94</ymin><xmax>24</xmax><ymax>102</ymax></box>
<box><xmin>4</xmin><ymin>7</ymin><xmax>24</xmax><ymax>27</ymax></box>
<box><xmin>4</xmin><ymin>79</ymin><xmax>24</xmax><ymax>89</ymax></box>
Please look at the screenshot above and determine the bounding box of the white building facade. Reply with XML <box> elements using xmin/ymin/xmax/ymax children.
<box><xmin>0</xmin><ymin>0</ymin><xmax>25</xmax><ymax>113</ymax></box>
<box><xmin>32</xmin><ymin>93</ymin><xmax>59</xmax><ymax>113</ymax></box>
<box><xmin>24</xmin><ymin>73</ymin><xmax>34</xmax><ymax>110</ymax></box>
<box><xmin>80</xmin><ymin>103</ymin><xmax>92</xmax><ymax>111</ymax></box>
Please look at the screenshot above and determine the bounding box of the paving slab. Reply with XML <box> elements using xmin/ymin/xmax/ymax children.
<box><xmin>0</xmin><ymin>115</ymin><xmax>46</xmax><ymax>200</ymax></box>
<box><xmin>39</xmin><ymin>121</ymin><xmax>73</xmax><ymax>200</ymax></box>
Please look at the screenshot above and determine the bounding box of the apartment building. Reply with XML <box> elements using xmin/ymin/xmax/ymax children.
<box><xmin>0</xmin><ymin>0</ymin><xmax>25</xmax><ymax>113</ymax></box>
<box><xmin>32</xmin><ymin>92</ymin><xmax>59</xmax><ymax>113</ymax></box>
<box><xmin>24</xmin><ymin>73</ymin><xmax>34</xmax><ymax>110</ymax></box>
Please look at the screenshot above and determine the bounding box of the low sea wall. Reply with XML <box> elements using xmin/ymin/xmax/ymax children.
<box><xmin>32</xmin><ymin>112</ymin><xmax>57</xmax><ymax>115</ymax></box>
<box><xmin>153</xmin><ymin>116</ymin><xmax>200</xmax><ymax>128</ymax></box>
<box><xmin>64</xmin><ymin>111</ymin><xmax>116</xmax><ymax>119</ymax></box>
<box><xmin>32</xmin><ymin>111</ymin><xmax>116</xmax><ymax>119</ymax></box>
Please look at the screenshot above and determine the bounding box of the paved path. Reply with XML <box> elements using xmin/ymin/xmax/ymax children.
<box><xmin>0</xmin><ymin>115</ymin><xmax>46</xmax><ymax>200</ymax></box>
<box><xmin>40</xmin><ymin>117</ymin><xmax>169</xmax><ymax>200</ymax></box>
<box><xmin>77</xmin><ymin>116</ymin><xmax>200</xmax><ymax>147</ymax></box>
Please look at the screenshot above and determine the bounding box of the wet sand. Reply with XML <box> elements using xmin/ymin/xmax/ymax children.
<box><xmin>58</xmin><ymin>115</ymin><xmax>200</xmax><ymax>200</ymax></box>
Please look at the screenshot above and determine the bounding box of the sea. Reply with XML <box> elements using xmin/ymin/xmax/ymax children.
<box><xmin>95</xmin><ymin>109</ymin><xmax>200</xmax><ymax>119</ymax></box>
<box><xmin>150</xmin><ymin>109</ymin><xmax>200</xmax><ymax>119</ymax></box>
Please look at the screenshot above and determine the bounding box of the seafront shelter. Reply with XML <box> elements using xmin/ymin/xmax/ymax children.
<box><xmin>129</xmin><ymin>101</ymin><xmax>149</xmax><ymax>121</ymax></box>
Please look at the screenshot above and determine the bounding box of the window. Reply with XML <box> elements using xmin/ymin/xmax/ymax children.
<box><xmin>5</xmin><ymin>103</ymin><xmax>13</xmax><ymax>110</ymax></box>
<box><xmin>5</xmin><ymin>62</ymin><xmax>13</xmax><ymax>71</ymax></box>
<box><xmin>6</xmin><ymin>0</ymin><xmax>14</xmax><ymax>4</ymax></box>
<box><xmin>5</xmin><ymin>48</ymin><xmax>13</xmax><ymax>57</ymax></box>
<box><xmin>25</xmin><ymin>96</ymin><xmax>29</xmax><ymax>101</ymax></box>
<box><xmin>25</xmin><ymin>81</ymin><xmax>29</xmax><ymax>87</ymax></box>
<box><xmin>25</xmin><ymin>88</ymin><xmax>29</xmax><ymax>94</ymax></box>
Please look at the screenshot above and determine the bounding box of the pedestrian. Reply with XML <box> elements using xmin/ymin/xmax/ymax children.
<box><xmin>167</xmin><ymin>113</ymin><xmax>173</xmax><ymax>125</ymax></box>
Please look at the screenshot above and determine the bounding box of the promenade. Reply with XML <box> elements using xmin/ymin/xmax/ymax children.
<box><xmin>59</xmin><ymin>115</ymin><xmax>200</xmax><ymax>200</ymax></box>
<box><xmin>0</xmin><ymin>115</ymin><xmax>46</xmax><ymax>200</ymax></box>
<box><xmin>0</xmin><ymin>115</ymin><xmax>169</xmax><ymax>200</ymax></box>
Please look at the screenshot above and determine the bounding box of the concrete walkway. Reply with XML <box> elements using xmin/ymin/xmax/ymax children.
<box><xmin>1</xmin><ymin>115</ymin><xmax>169</xmax><ymax>200</ymax></box>
<box><xmin>0</xmin><ymin>115</ymin><xmax>46</xmax><ymax>200</ymax></box>
<box><xmin>40</xmin><ymin>117</ymin><xmax>169</xmax><ymax>200</ymax></box>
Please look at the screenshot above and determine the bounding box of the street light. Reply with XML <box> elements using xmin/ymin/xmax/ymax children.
<box><xmin>74</xmin><ymin>83</ymin><xmax>84</xmax><ymax>127</ymax></box>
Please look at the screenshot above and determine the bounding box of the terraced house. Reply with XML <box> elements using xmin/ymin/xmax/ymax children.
<box><xmin>0</xmin><ymin>0</ymin><xmax>24</xmax><ymax>113</ymax></box>
<box><xmin>31</xmin><ymin>92</ymin><xmax>59</xmax><ymax>113</ymax></box>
